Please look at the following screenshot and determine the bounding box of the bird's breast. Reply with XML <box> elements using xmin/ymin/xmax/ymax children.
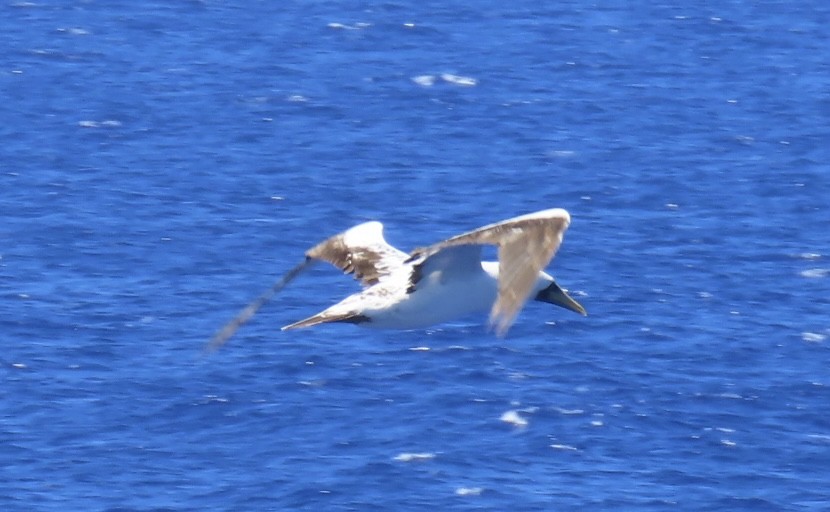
<box><xmin>366</xmin><ymin>271</ymin><xmax>497</xmax><ymax>329</ymax></box>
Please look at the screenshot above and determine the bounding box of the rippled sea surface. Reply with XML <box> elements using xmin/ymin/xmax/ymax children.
<box><xmin>3</xmin><ymin>1</ymin><xmax>830</xmax><ymax>510</ymax></box>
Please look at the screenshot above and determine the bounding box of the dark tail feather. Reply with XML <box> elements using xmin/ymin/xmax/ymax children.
<box><xmin>281</xmin><ymin>312</ymin><xmax>370</xmax><ymax>331</ymax></box>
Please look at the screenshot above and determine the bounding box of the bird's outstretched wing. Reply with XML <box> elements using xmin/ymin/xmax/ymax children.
<box><xmin>408</xmin><ymin>208</ymin><xmax>572</xmax><ymax>336</ymax></box>
<box><xmin>206</xmin><ymin>221</ymin><xmax>406</xmax><ymax>351</ymax></box>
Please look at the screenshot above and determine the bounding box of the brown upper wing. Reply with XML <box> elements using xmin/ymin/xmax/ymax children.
<box><xmin>306</xmin><ymin>221</ymin><xmax>408</xmax><ymax>287</ymax></box>
<box><xmin>409</xmin><ymin>208</ymin><xmax>571</xmax><ymax>336</ymax></box>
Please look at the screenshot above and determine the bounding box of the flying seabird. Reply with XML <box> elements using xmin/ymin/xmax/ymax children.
<box><xmin>207</xmin><ymin>208</ymin><xmax>586</xmax><ymax>351</ymax></box>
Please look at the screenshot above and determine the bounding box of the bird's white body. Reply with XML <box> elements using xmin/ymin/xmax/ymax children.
<box><xmin>320</xmin><ymin>261</ymin><xmax>556</xmax><ymax>330</ymax></box>
<box><xmin>344</xmin><ymin>262</ymin><xmax>496</xmax><ymax>329</ymax></box>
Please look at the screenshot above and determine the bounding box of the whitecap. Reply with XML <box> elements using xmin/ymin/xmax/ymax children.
<box><xmin>800</xmin><ymin>268</ymin><xmax>829</xmax><ymax>278</ymax></box>
<box><xmin>441</xmin><ymin>73</ymin><xmax>477</xmax><ymax>86</ymax></box>
<box><xmin>806</xmin><ymin>433</ymin><xmax>830</xmax><ymax>444</ymax></box>
<box><xmin>500</xmin><ymin>410</ymin><xmax>528</xmax><ymax>428</ymax></box>
<box><xmin>550</xmin><ymin>443</ymin><xmax>579</xmax><ymax>451</ymax></box>
<box><xmin>554</xmin><ymin>407</ymin><xmax>584</xmax><ymax>415</ymax></box>
<box><xmin>201</xmin><ymin>395</ymin><xmax>229</xmax><ymax>404</ymax></box>
<box><xmin>393</xmin><ymin>452</ymin><xmax>435</xmax><ymax>462</ymax></box>
<box><xmin>298</xmin><ymin>379</ymin><xmax>326</xmax><ymax>387</ymax></box>
<box><xmin>548</xmin><ymin>150</ymin><xmax>576</xmax><ymax>158</ymax></box>
<box><xmin>455</xmin><ymin>487</ymin><xmax>483</xmax><ymax>496</ymax></box>
<box><xmin>78</xmin><ymin>119</ymin><xmax>121</xmax><ymax>128</ymax></box>
<box><xmin>802</xmin><ymin>332</ymin><xmax>826</xmax><ymax>343</ymax></box>
<box><xmin>57</xmin><ymin>27</ymin><xmax>90</xmax><ymax>36</ymax></box>
<box><xmin>327</xmin><ymin>22</ymin><xmax>370</xmax><ymax>30</ymax></box>
<box><xmin>412</xmin><ymin>75</ymin><xmax>436</xmax><ymax>87</ymax></box>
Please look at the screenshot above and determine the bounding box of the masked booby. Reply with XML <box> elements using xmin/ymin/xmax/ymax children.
<box><xmin>207</xmin><ymin>208</ymin><xmax>586</xmax><ymax>351</ymax></box>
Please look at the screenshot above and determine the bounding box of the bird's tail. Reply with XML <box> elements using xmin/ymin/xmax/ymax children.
<box><xmin>281</xmin><ymin>311</ymin><xmax>369</xmax><ymax>331</ymax></box>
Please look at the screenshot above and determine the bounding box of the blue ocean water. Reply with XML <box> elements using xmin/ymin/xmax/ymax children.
<box><xmin>2</xmin><ymin>0</ymin><xmax>830</xmax><ymax>510</ymax></box>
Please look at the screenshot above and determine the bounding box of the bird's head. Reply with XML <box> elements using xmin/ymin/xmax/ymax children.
<box><xmin>534</xmin><ymin>274</ymin><xmax>587</xmax><ymax>316</ymax></box>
